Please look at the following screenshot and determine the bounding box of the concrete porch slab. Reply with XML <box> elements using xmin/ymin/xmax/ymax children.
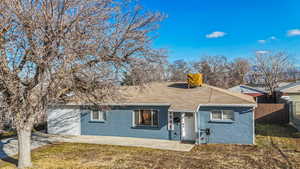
<box><xmin>50</xmin><ymin>135</ymin><xmax>194</xmax><ymax>152</ymax></box>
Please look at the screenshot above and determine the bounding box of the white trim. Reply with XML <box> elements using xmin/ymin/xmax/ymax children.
<box><xmin>181</xmin><ymin>112</ymin><xmax>196</xmax><ymax>141</ymax></box>
<box><xmin>52</xmin><ymin>103</ymin><xmax>257</xmax><ymax>112</ymax></box>
<box><xmin>196</xmin><ymin>104</ymin><xmax>201</xmax><ymax>113</ymax></box>
<box><xmin>90</xmin><ymin>110</ymin><xmax>105</xmax><ymax>121</ymax></box>
<box><xmin>252</xmin><ymin>107</ymin><xmax>255</xmax><ymax>144</ymax></box>
<box><xmin>197</xmin><ymin>104</ymin><xmax>257</xmax><ymax>108</ymax></box>
<box><xmin>181</xmin><ymin>113</ymin><xmax>185</xmax><ymax>138</ymax></box>
<box><xmin>132</xmin><ymin>111</ymin><xmax>135</xmax><ymax>127</ymax></box>
<box><xmin>195</xmin><ymin>104</ymin><xmax>207</xmax><ymax>144</ymax></box>
<box><xmin>169</xmin><ymin>110</ymin><xmax>196</xmax><ymax>113</ymax></box>
<box><xmin>53</xmin><ymin>103</ymin><xmax>171</xmax><ymax>106</ymax></box>
<box><xmin>78</xmin><ymin>109</ymin><xmax>81</xmax><ymax>135</ymax></box>
<box><xmin>194</xmin><ymin>111</ymin><xmax>198</xmax><ymax>133</ymax></box>
<box><xmin>151</xmin><ymin>110</ymin><xmax>154</xmax><ymax>125</ymax></box>
<box><xmin>195</xmin><ymin>104</ymin><xmax>257</xmax><ymax>113</ymax></box>
<box><xmin>210</xmin><ymin>110</ymin><xmax>235</xmax><ymax>121</ymax></box>
<box><xmin>197</xmin><ymin>111</ymin><xmax>200</xmax><ymax>144</ymax></box>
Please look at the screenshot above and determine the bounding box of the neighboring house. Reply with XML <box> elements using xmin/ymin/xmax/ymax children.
<box><xmin>229</xmin><ymin>82</ymin><xmax>292</xmax><ymax>103</ymax></box>
<box><xmin>47</xmin><ymin>82</ymin><xmax>257</xmax><ymax>145</ymax></box>
<box><xmin>276</xmin><ymin>82</ymin><xmax>300</xmax><ymax>130</ymax></box>
<box><xmin>228</xmin><ymin>85</ymin><xmax>268</xmax><ymax>103</ymax></box>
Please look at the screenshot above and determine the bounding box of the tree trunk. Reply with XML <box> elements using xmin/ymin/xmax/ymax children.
<box><xmin>17</xmin><ymin>128</ymin><xmax>32</xmax><ymax>168</ymax></box>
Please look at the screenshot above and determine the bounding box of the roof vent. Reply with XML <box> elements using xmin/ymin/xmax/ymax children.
<box><xmin>187</xmin><ymin>73</ymin><xmax>203</xmax><ymax>88</ymax></box>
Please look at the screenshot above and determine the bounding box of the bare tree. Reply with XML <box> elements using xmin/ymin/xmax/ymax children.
<box><xmin>255</xmin><ymin>52</ymin><xmax>292</xmax><ymax>94</ymax></box>
<box><xmin>0</xmin><ymin>0</ymin><xmax>164</xmax><ymax>168</ymax></box>
<box><xmin>121</xmin><ymin>50</ymin><xmax>168</xmax><ymax>85</ymax></box>
<box><xmin>285</xmin><ymin>66</ymin><xmax>299</xmax><ymax>82</ymax></box>
<box><xmin>168</xmin><ymin>59</ymin><xmax>191</xmax><ymax>81</ymax></box>
<box><xmin>228</xmin><ymin>58</ymin><xmax>250</xmax><ymax>87</ymax></box>
<box><xmin>193</xmin><ymin>56</ymin><xmax>228</xmax><ymax>87</ymax></box>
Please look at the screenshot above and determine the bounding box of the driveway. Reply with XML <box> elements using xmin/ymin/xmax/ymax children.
<box><xmin>0</xmin><ymin>133</ymin><xmax>193</xmax><ymax>159</ymax></box>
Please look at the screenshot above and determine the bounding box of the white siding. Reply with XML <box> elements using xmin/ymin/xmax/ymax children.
<box><xmin>47</xmin><ymin>107</ymin><xmax>80</xmax><ymax>136</ymax></box>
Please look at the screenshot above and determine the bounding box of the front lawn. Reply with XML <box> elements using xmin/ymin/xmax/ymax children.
<box><xmin>1</xmin><ymin>124</ymin><xmax>300</xmax><ymax>169</ymax></box>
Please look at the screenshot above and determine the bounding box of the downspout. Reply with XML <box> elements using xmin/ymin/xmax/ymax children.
<box><xmin>253</xmin><ymin>106</ymin><xmax>256</xmax><ymax>145</ymax></box>
<box><xmin>253</xmin><ymin>102</ymin><xmax>258</xmax><ymax>145</ymax></box>
<box><xmin>196</xmin><ymin>104</ymin><xmax>201</xmax><ymax>144</ymax></box>
<box><xmin>194</xmin><ymin>110</ymin><xmax>198</xmax><ymax>144</ymax></box>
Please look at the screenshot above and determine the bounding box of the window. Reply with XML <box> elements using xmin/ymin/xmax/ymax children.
<box><xmin>211</xmin><ymin>110</ymin><xmax>222</xmax><ymax>120</ymax></box>
<box><xmin>211</xmin><ymin>110</ymin><xmax>234</xmax><ymax>121</ymax></box>
<box><xmin>134</xmin><ymin>110</ymin><xmax>159</xmax><ymax>127</ymax></box>
<box><xmin>223</xmin><ymin>110</ymin><xmax>234</xmax><ymax>120</ymax></box>
<box><xmin>91</xmin><ymin>110</ymin><xmax>106</xmax><ymax>121</ymax></box>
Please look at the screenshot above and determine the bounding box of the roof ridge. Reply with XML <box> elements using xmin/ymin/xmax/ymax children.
<box><xmin>277</xmin><ymin>81</ymin><xmax>300</xmax><ymax>92</ymax></box>
<box><xmin>204</xmin><ymin>84</ymin><xmax>256</xmax><ymax>104</ymax></box>
<box><xmin>240</xmin><ymin>85</ymin><xmax>267</xmax><ymax>93</ymax></box>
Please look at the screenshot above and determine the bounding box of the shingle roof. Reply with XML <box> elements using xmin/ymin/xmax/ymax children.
<box><xmin>119</xmin><ymin>82</ymin><xmax>256</xmax><ymax>112</ymax></box>
<box><xmin>229</xmin><ymin>85</ymin><xmax>267</xmax><ymax>94</ymax></box>
<box><xmin>64</xmin><ymin>82</ymin><xmax>256</xmax><ymax>112</ymax></box>
<box><xmin>276</xmin><ymin>82</ymin><xmax>300</xmax><ymax>93</ymax></box>
<box><xmin>282</xmin><ymin>86</ymin><xmax>300</xmax><ymax>93</ymax></box>
<box><xmin>276</xmin><ymin>81</ymin><xmax>300</xmax><ymax>93</ymax></box>
<box><xmin>247</xmin><ymin>82</ymin><xmax>291</xmax><ymax>93</ymax></box>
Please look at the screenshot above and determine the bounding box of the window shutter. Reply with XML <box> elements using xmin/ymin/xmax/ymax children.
<box><xmin>134</xmin><ymin>110</ymin><xmax>139</xmax><ymax>126</ymax></box>
<box><xmin>153</xmin><ymin>110</ymin><xmax>159</xmax><ymax>126</ymax></box>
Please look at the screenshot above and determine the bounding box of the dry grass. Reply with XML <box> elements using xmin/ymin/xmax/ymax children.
<box><xmin>0</xmin><ymin>124</ymin><xmax>300</xmax><ymax>169</ymax></box>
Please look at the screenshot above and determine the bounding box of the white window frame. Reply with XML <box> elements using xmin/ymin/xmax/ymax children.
<box><xmin>133</xmin><ymin>109</ymin><xmax>159</xmax><ymax>127</ymax></box>
<box><xmin>210</xmin><ymin>110</ymin><xmax>234</xmax><ymax>121</ymax></box>
<box><xmin>90</xmin><ymin>110</ymin><xmax>105</xmax><ymax>121</ymax></box>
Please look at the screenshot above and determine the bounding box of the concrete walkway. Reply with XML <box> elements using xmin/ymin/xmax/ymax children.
<box><xmin>50</xmin><ymin>134</ymin><xmax>194</xmax><ymax>152</ymax></box>
<box><xmin>0</xmin><ymin>133</ymin><xmax>194</xmax><ymax>159</ymax></box>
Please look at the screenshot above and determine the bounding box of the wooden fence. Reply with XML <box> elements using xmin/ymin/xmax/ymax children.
<box><xmin>255</xmin><ymin>103</ymin><xmax>289</xmax><ymax>124</ymax></box>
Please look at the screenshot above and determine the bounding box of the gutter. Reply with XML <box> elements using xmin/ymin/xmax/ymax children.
<box><xmin>196</xmin><ymin>103</ymin><xmax>257</xmax><ymax>110</ymax></box>
<box><xmin>168</xmin><ymin>110</ymin><xmax>195</xmax><ymax>113</ymax></box>
<box><xmin>170</xmin><ymin>103</ymin><xmax>258</xmax><ymax>113</ymax></box>
<box><xmin>50</xmin><ymin>103</ymin><xmax>171</xmax><ymax>106</ymax></box>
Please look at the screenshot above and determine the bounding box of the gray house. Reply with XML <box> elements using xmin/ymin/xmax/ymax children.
<box><xmin>48</xmin><ymin>82</ymin><xmax>256</xmax><ymax>144</ymax></box>
<box><xmin>276</xmin><ymin>82</ymin><xmax>300</xmax><ymax>130</ymax></box>
<box><xmin>228</xmin><ymin>85</ymin><xmax>268</xmax><ymax>103</ymax></box>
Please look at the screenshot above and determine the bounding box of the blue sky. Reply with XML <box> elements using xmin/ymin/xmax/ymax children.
<box><xmin>141</xmin><ymin>0</ymin><xmax>300</xmax><ymax>63</ymax></box>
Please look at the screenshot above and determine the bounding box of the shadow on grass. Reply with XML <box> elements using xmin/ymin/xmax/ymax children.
<box><xmin>0</xmin><ymin>138</ymin><xmax>18</xmax><ymax>166</ymax></box>
<box><xmin>255</xmin><ymin>123</ymin><xmax>300</xmax><ymax>138</ymax></box>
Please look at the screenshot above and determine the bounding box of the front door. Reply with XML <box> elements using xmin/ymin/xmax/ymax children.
<box><xmin>181</xmin><ymin>112</ymin><xmax>196</xmax><ymax>141</ymax></box>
